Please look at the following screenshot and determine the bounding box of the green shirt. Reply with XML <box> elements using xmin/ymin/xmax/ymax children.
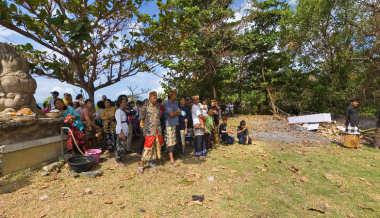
<box><xmin>206</xmin><ymin>115</ymin><xmax>214</xmax><ymax>134</ymax></box>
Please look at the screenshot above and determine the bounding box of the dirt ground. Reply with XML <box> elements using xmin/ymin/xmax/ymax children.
<box><xmin>230</xmin><ymin>115</ymin><xmax>331</xmax><ymax>145</ymax></box>
<box><xmin>1</xmin><ymin>115</ymin><xmax>379</xmax><ymax>217</ymax></box>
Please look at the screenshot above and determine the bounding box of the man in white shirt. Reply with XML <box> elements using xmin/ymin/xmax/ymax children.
<box><xmin>191</xmin><ymin>96</ymin><xmax>207</xmax><ymax>159</ymax></box>
<box><xmin>115</xmin><ymin>97</ymin><xmax>129</xmax><ymax>163</ymax></box>
<box><xmin>47</xmin><ymin>91</ymin><xmax>59</xmax><ymax>110</ymax></box>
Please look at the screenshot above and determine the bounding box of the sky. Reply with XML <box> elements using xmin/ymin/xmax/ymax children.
<box><xmin>0</xmin><ymin>0</ymin><xmax>297</xmax><ymax>103</ymax></box>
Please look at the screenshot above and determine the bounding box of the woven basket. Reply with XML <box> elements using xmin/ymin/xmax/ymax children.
<box><xmin>45</xmin><ymin>112</ymin><xmax>60</xmax><ymax>118</ymax></box>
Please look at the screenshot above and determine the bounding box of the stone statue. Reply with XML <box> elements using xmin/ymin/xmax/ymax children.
<box><xmin>0</xmin><ymin>43</ymin><xmax>39</xmax><ymax>116</ymax></box>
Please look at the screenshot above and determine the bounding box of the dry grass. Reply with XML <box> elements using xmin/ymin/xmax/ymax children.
<box><xmin>1</xmin><ymin>115</ymin><xmax>380</xmax><ymax>217</ymax></box>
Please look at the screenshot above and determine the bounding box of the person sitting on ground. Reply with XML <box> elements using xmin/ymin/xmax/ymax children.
<box><xmin>219</xmin><ymin>116</ymin><xmax>234</xmax><ymax>145</ymax></box>
<box><xmin>55</xmin><ymin>98</ymin><xmax>86</xmax><ymax>154</ymax></box>
<box><xmin>101</xmin><ymin>99</ymin><xmax>116</xmax><ymax>154</ymax></box>
<box><xmin>237</xmin><ymin>120</ymin><xmax>252</xmax><ymax>145</ymax></box>
<box><xmin>205</xmin><ymin>109</ymin><xmax>215</xmax><ymax>149</ymax></box>
<box><xmin>115</xmin><ymin>97</ymin><xmax>129</xmax><ymax>164</ymax></box>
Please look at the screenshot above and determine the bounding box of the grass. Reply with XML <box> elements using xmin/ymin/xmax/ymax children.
<box><xmin>1</xmin><ymin>116</ymin><xmax>380</xmax><ymax>217</ymax></box>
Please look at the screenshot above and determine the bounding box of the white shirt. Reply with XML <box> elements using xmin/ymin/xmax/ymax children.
<box><xmin>115</xmin><ymin>108</ymin><xmax>129</xmax><ymax>135</ymax></box>
<box><xmin>48</xmin><ymin>97</ymin><xmax>56</xmax><ymax>109</ymax></box>
<box><xmin>192</xmin><ymin>103</ymin><xmax>202</xmax><ymax>126</ymax></box>
<box><xmin>201</xmin><ymin>104</ymin><xmax>208</xmax><ymax>117</ymax></box>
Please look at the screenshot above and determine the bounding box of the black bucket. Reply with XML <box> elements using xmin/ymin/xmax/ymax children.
<box><xmin>67</xmin><ymin>155</ymin><xmax>95</xmax><ymax>173</ymax></box>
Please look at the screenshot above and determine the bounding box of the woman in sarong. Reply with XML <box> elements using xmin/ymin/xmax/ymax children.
<box><xmin>101</xmin><ymin>99</ymin><xmax>116</xmax><ymax>153</ymax></box>
<box><xmin>55</xmin><ymin>98</ymin><xmax>86</xmax><ymax>154</ymax></box>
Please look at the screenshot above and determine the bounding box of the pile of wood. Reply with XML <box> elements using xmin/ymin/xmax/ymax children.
<box><xmin>318</xmin><ymin>123</ymin><xmax>377</xmax><ymax>144</ymax></box>
<box><xmin>317</xmin><ymin>123</ymin><xmax>345</xmax><ymax>143</ymax></box>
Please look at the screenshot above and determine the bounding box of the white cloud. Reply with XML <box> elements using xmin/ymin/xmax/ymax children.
<box><xmin>289</xmin><ymin>0</ymin><xmax>298</xmax><ymax>6</ymax></box>
<box><xmin>33</xmin><ymin>76</ymin><xmax>81</xmax><ymax>103</ymax></box>
<box><xmin>228</xmin><ymin>0</ymin><xmax>251</xmax><ymax>23</ymax></box>
<box><xmin>0</xmin><ymin>28</ymin><xmax>20</xmax><ymax>43</ymax></box>
<box><xmin>154</xmin><ymin>86</ymin><xmax>164</xmax><ymax>94</ymax></box>
<box><xmin>0</xmin><ymin>28</ymin><xmax>16</xmax><ymax>37</ymax></box>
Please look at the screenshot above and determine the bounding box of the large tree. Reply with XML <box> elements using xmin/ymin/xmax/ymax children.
<box><xmin>287</xmin><ymin>0</ymin><xmax>365</xmax><ymax>112</ymax></box>
<box><xmin>0</xmin><ymin>0</ymin><xmax>152</xmax><ymax>100</ymax></box>
<box><xmin>145</xmin><ymin>0</ymin><xmax>238</xmax><ymax>100</ymax></box>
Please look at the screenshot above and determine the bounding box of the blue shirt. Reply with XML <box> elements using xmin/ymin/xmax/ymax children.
<box><xmin>61</xmin><ymin>106</ymin><xmax>85</xmax><ymax>131</ymax></box>
<box><xmin>164</xmin><ymin>100</ymin><xmax>179</xmax><ymax>126</ymax></box>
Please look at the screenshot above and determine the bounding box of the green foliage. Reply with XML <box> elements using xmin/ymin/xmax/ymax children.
<box><xmin>0</xmin><ymin>0</ymin><xmax>152</xmax><ymax>100</ymax></box>
<box><xmin>2</xmin><ymin>0</ymin><xmax>379</xmax><ymax>114</ymax></box>
<box><xmin>154</xmin><ymin>0</ymin><xmax>380</xmax><ymax>114</ymax></box>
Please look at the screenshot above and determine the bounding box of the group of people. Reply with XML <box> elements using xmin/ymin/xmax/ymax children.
<box><xmin>43</xmin><ymin>89</ymin><xmax>252</xmax><ymax>173</ymax></box>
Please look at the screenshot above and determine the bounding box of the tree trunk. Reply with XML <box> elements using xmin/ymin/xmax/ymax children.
<box><xmin>212</xmin><ymin>85</ymin><xmax>217</xmax><ymax>100</ymax></box>
<box><xmin>266</xmin><ymin>87</ymin><xmax>278</xmax><ymax>115</ymax></box>
<box><xmin>84</xmin><ymin>85</ymin><xmax>95</xmax><ymax>103</ymax></box>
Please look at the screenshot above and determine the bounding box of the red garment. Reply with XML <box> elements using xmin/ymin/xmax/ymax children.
<box><xmin>64</xmin><ymin>114</ymin><xmax>85</xmax><ymax>150</ymax></box>
<box><xmin>160</xmin><ymin>105</ymin><xmax>165</xmax><ymax>115</ymax></box>
<box><xmin>144</xmin><ymin>135</ymin><xmax>164</xmax><ymax>149</ymax></box>
<box><xmin>66</xmin><ymin>126</ymin><xmax>85</xmax><ymax>150</ymax></box>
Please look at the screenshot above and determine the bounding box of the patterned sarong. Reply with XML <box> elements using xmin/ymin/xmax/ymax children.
<box><xmin>165</xmin><ymin>126</ymin><xmax>177</xmax><ymax>146</ymax></box>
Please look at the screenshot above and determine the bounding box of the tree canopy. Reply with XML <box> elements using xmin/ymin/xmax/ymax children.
<box><xmin>0</xmin><ymin>0</ymin><xmax>153</xmax><ymax>100</ymax></box>
<box><xmin>1</xmin><ymin>0</ymin><xmax>379</xmax><ymax>114</ymax></box>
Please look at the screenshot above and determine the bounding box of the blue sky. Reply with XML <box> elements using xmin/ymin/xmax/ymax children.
<box><xmin>0</xmin><ymin>0</ymin><xmax>296</xmax><ymax>103</ymax></box>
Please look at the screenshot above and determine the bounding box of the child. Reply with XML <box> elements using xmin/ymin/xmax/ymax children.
<box><xmin>205</xmin><ymin>109</ymin><xmax>215</xmax><ymax>149</ymax></box>
<box><xmin>219</xmin><ymin>116</ymin><xmax>234</xmax><ymax>145</ymax></box>
<box><xmin>200</xmin><ymin>99</ymin><xmax>208</xmax><ymax>129</ymax></box>
<box><xmin>237</xmin><ymin>120</ymin><xmax>252</xmax><ymax>145</ymax></box>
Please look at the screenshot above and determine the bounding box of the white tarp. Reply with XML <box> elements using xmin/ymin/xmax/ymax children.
<box><xmin>302</xmin><ymin>123</ymin><xmax>320</xmax><ymax>131</ymax></box>
<box><xmin>288</xmin><ymin>113</ymin><xmax>331</xmax><ymax>124</ymax></box>
<box><xmin>337</xmin><ymin>126</ymin><xmax>346</xmax><ymax>132</ymax></box>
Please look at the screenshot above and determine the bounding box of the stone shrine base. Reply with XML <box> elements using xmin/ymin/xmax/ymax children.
<box><xmin>0</xmin><ymin>117</ymin><xmax>64</xmax><ymax>175</ymax></box>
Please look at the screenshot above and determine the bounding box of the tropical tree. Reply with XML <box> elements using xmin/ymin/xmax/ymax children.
<box><xmin>146</xmin><ymin>0</ymin><xmax>239</xmax><ymax>100</ymax></box>
<box><xmin>0</xmin><ymin>0</ymin><xmax>152</xmax><ymax>101</ymax></box>
<box><xmin>287</xmin><ymin>0</ymin><xmax>364</xmax><ymax>112</ymax></box>
<box><xmin>232</xmin><ymin>0</ymin><xmax>293</xmax><ymax>114</ymax></box>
